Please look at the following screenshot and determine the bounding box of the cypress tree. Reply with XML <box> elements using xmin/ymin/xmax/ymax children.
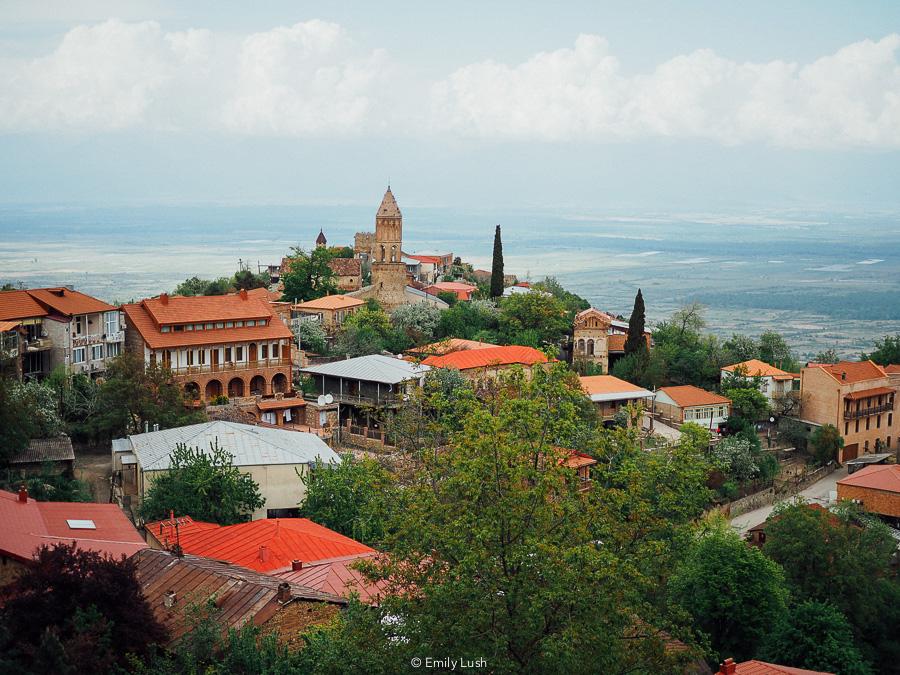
<box><xmin>624</xmin><ymin>289</ymin><xmax>647</xmax><ymax>357</ymax></box>
<box><xmin>490</xmin><ymin>224</ymin><xmax>504</xmax><ymax>298</ymax></box>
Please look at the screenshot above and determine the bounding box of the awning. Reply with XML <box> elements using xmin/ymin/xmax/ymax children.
<box><xmin>845</xmin><ymin>386</ymin><xmax>895</xmax><ymax>400</ymax></box>
<box><xmin>257</xmin><ymin>398</ymin><xmax>306</xmax><ymax>411</ymax></box>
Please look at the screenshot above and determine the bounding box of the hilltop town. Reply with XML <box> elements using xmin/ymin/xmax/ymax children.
<box><xmin>1</xmin><ymin>188</ymin><xmax>899</xmax><ymax>675</ymax></box>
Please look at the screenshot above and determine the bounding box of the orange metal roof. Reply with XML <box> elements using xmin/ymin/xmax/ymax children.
<box><xmin>658</xmin><ymin>385</ymin><xmax>731</xmax><ymax>408</ymax></box>
<box><xmin>145</xmin><ymin>516</ymin><xmax>375</xmax><ymax>573</ymax></box>
<box><xmin>729</xmin><ymin>660</ymin><xmax>833</xmax><ymax>674</ymax></box>
<box><xmin>294</xmin><ymin>294</ymin><xmax>366</xmax><ymax>311</ymax></box>
<box><xmin>122</xmin><ymin>302</ymin><xmax>292</xmax><ymax>349</ymax></box>
<box><xmin>421</xmin><ymin>345</ymin><xmax>548</xmax><ymax>371</ymax></box>
<box><xmin>722</xmin><ymin>359</ymin><xmax>796</xmax><ymax>380</ymax></box>
<box><xmin>274</xmin><ymin>553</ymin><xmax>387</xmax><ymax>605</ymax></box>
<box><xmin>837</xmin><ymin>464</ymin><xmax>900</xmax><ymax>493</ymax></box>
<box><xmin>844</xmin><ymin>386</ymin><xmax>895</xmax><ymax>400</ymax></box>
<box><xmin>806</xmin><ymin>360</ymin><xmax>887</xmax><ymax>384</ymax></box>
<box><xmin>0</xmin><ymin>290</ymin><xmax>49</xmax><ymax>321</ymax></box>
<box><xmin>579</xmin><ymin>374</ymin><xmax>647</xmax><ymax>396</ymax></box>
<box><xmin>0</xmin><ymin>489</ymin><xmax>147</xmax><ymax>563</ymax></box>
<box><xmin>27</xmin><ymin>287</ymin><xmax>116</xmax><ymax>316</ymax></box>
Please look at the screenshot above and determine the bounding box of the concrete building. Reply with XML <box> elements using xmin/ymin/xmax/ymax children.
<box><xmin>579</xmin><ymin>375</ymin><xmax>655</xmax><ymax>424</ymax></box>
<box><xmin>112</xmin><ymin>420</ymin><xmax>340</xmax><ymax>520</ymax></box>
<box><xmin>799</xmin><ymin>360</ymin><xmax>896</xmax><ymax>462</ymax></box>
<box><xmin>655</xmin><ymin>385</ymin><xmax>731</xmax><ymax>431</ymax></box>
<box><xmin>122</xmin><ymin>289</ymin><xmax>294</xmax><ymax>404</ymax></box>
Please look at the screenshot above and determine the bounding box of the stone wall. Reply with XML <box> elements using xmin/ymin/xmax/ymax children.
<box><xmin>726</xmin><ymin>487</ymin><xmax>776</xmax><ymax>518</ymax></box>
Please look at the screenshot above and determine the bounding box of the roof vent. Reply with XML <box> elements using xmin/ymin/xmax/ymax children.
<box><xmin>159</xmin><ymin>293</ymin><xmax>169</xmax><ymax>305</ymax></box>
<box><xmin>841</xmin><ymin>371</ymin><xmax>847</xmax><ymax>380</ymax></box>
<box><xmin>291</xmin><ymin>559</ymin><xmax>303</xmax><ymax>571</ymax></box>
<box><xmin>17</xmin><ymin>485</ymin><xmax>28</xmax><ymax>503</ymax></box>
<box><xmin>51</xmin><ymin>288</ymin><xmax>65</xmax><ymax>296</ymax></box>
<box><xmin>164</xmin><ymin>590</ymin><xmax>177</xmax><ymax>608</ymax></box>
<box><xmin>277</xmin><ymin>581</ymin><xmax>291</xmax><ymax>603</ymax></box>
<box><xmin>258</xmin><ymin>544</ymin><xmax>269</xmax><ymax>562</ymax></box>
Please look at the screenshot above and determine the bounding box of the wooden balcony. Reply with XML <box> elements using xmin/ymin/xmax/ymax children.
<box><xmin>168</xmin><ymin>357</ymin><xmax>291</xmax><ymax>376</ymax></box>
<box><xmin>844</xmin><ymin>403</ymin><xmax>893</xmax><ymax>419</ymax></box>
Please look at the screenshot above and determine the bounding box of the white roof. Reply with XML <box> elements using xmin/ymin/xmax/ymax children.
<box><xmin>303</xmin><ymin>354</ymin><xmax>431</xmax><ymax>384</ymax></box>
<box><xmin>121</xmin><ymin>421</ymin><xmax>340</xmax><ymax>471</ymax></box>
<box><xmin>588</xmin><ymin>389</ymin><xmax>654</xmax><ymax>403</ymax></box>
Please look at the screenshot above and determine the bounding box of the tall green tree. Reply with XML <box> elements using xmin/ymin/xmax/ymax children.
<box><xmin>0</xmin><ymin>377</ymin><xmax>63</xmax><ymax>465</ymax></box>
<box><xmin>140</xmin><ymin>441</ymin><xmax>264</xmax><ymax>524</ymax></box>
<box><xmin>862</xmin><ymin>334</ymin><xmax>900</xmax><ymax>365</ymax></box>
<box><xmin>489</xmin><ymin>224</ymin><xmax>504</xmax><ymax>298</ymax></box>
<box><xmin>758</xmin><ymin>330</ymin><xmax>798</xmax><ymax>371</ymax></box>
<box><xmin>808</xmin><ymin>424</ymin><xmax>842</xmax><ymax>465</ymax></box>
<box><xmin>497</xmin><ymin>291</ymin><xmax>569</xmax><ymax>347</ymax></box>
<box><xmin>624</xmin><ymin>288</ymin><xmax>647</xmax><ymax>357</ymax></box>
<box><xmin>281</xmin><ymin>247</ymin><xmax>338</xmax><ymax>302</ymax></box>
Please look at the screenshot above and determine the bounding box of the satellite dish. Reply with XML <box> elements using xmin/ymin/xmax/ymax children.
<box><xmin>317</xmin><ymin>395</ymin><xmax>326</xmax><ymax>405</ymax></box>
<box><xmin>324</xmin><ymin>394</ymin><xmax>334</xmax><ymax>404</ymax></box>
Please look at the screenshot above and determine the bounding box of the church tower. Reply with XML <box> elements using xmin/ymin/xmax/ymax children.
<box><xmin>370</xmin><ymin>187</ymin><xmax>408</xmax><ymax>309</ymax></box>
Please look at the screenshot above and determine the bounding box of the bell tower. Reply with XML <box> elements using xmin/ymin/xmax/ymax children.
<box><xmin>370</xmin><ymin>186</ymin><xmax>408</xmax><ymax>309</ymax></box>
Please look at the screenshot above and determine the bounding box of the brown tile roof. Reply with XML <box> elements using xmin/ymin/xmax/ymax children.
<box><xmin>0</xmin><ymin>290</ymin><xmax>49</xmax><ymax>321</ymax></box>
<box><xmin>884</xmin><ymin>364</ymin><xmax>900</xmax><ymax>374</ymax></box>
<box><xmin>722</xmin><ymin>359</ymin><xmax>796</xmax><ymax>381</ymax></box>
<box><xmin>720</xmin><ymin>659</ymin><xmax>834</xmax><ymax>674</ymax></box>
<box><xmin>328</xmin><ymin>257</ymin><xmax>361</xmax><ymax>276</ymax></box>
<box><xmin>377</xmin><ymin>187</ymin><xmax>401</xmax><ymax>218</ymax></box>
<box><xmin>844</xmin><ymin>386</ymin><xmax>895</xmax><ymax>400</ymax></box>
<box><xmin>9</xmin><ymin>437</ymin><xmax>75</xmax><ymax>465</ymax></box>
<box><xmin>294</xmin><ymin>295</ymin><xmax>365</xmax><ymax>311</ymax></box>
<box><xmin>122</xmin><ymin>302</ymin><xmax>292</xmax><ymax>350</ymax></box>
<box><xmin>806</xmin><ymin>360</ymin><xmax>887</xmax><ymax>384</ymax></box>
<box><xmin>421</xmin><ymin>345</ymin><xmax>548</xmax><ymax>371</ymax></box>
<box><xmin>837</xmin><ymin>464</ymin><xmax>900</xmax><ymax>493</ymax></box>
<box><xmin>562</xmin><ymin>450</ymin><xmax>597</xmax><ymax>469</ymax></box>
<box><xmin>133</xmin><ymin>549</ymin><xmax>345</xmax><ymax>645</ymax></box>
<box><xmin>0</xmin><ymin>320</ymin><xmax>22</xmax><ymax>332</ymax></box>
<box><xmin>659</xmin><ymin>385</ymin><xmax>731</xmax><ymax>408</ymax></box>
<box><xmin>28</xmin><ymin>287</ymin><xmax>116</xmax><ymax>316</ymax></box>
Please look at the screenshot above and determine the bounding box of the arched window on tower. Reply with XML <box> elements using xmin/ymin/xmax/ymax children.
<box><xmin>391</xmin><ymin>245</ymin><xmax>397</xmax><ymax>262</ymax></box>
<box><xmin>587</xmin><ymin>339</ymin><xmax>595</xmax><ymax>356</ymax></box>
<box><xmin>380</xmin><ymin>244</ymin><xmax>386</xmax><ymax>262</ymax></box>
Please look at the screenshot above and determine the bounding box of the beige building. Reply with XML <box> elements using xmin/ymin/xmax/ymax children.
<box><xmin>799</xmin><ymin>360</ymin><xmax>896</xmax><ymax>463</ymax></box>
<box><xmin>655</xmin><ymin>385</ymin><xmax>731</xmax><ymax>430</ymax></box>
<box><xmin>572</xmin><ymin>307</ymin><xmax>650</xmax><ymax>374</ymax></box>
<box><xmin>292</xmin><ymin>294</ymin><xmax>365</xmax><ymax>333</ymax></box>
<box><xmin>579</xmin><ymin>375</ymin><xmax>655</xmax><ymax>424</ymax></box>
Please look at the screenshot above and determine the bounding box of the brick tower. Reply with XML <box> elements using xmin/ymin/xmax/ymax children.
<box><xmin>370</xmin><ymin>187</ymin><xmax>408</xmax><ymax>310</ymax></box>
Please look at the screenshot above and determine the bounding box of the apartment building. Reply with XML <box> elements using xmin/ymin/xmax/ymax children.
<box><xmin>0</xmin><ymin>287</ymin><xmax>124</xmax><ymax>379</ymax></box>
<box><xmin>121</xmin><ymin>290</ymin><xmax>294</xmax><ymax>403</ymax></box>
<box><xmin>799</xmin><ymin>360</ymin><xmax>896</xmax><ymax>462</ymax></box>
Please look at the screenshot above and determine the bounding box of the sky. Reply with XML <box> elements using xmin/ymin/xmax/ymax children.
<box><xmin>1</xmin><ymin>0</ymin><xmax>900</xmax><ymax>210</ymax></box>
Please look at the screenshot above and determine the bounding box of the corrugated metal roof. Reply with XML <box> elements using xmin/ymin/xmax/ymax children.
<box><xmin>302</xmin><ymin>354</ymin><xmax>430</xmax><ymax>385</ymax></box>
<box><xmin>122</xmin><ymin>420</ymin><xmax>340</xmax><ymax>471</ymax></box>
<box><xmin>133</xmin><ymin>549</ymin><xmax>346</xmax><ymax>644</ymax></box>
<box><xmin>9</xmin><ymin>436</ymin><xmax>75</xmax><ymax>464</ymax></box>
<box><xmin>273</xmin><ymin>553</ymin><xmax>387</xmax><ymax>605</ymax></box>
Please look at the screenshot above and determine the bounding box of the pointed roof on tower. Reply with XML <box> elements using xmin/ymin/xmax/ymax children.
<box><xmin>377</xmin><ymin>187</ymin><xmax>401</xmax><ymax>218</ymax></box>
<box><xmin>315</xmin><ymin>229</ymin><xmax>327</xmax><ymax>247</ymax></box>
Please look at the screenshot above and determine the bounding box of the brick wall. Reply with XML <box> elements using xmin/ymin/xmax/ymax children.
<box><xmin>836</xmin><ymin>484</ymin><xmax>900</xmax><ymax>518</ymax></box>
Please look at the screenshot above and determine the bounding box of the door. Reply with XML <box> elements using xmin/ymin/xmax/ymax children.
<box><xmin>842</xmin><ymin>443</ymin><xmax>858</xmax><ymax>462</ymax></box>
<box><xmin>211</xmin><ymin>348</ymin><xmax>219</xmax><ymax>370</ymax></box>
<box><xmin>249</xmin><ymin>343</ymin><xmax>258</xmax><ymax>363</ymax></box>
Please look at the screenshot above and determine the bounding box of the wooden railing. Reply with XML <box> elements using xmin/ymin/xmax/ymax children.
<box><xmin>844</xmin><ymin>403</ymin><xmax>893</xmax><ymax>419</ymax></box>
<box><xmin>169</xmin><ymin>357</ymin><xmax>291</xmax><ymax>376</ymax></box>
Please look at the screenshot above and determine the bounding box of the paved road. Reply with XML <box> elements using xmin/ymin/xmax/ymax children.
<box><xmin>730</xmin><ymin>466</ymin><xmax>848</xmax><ymax>534</ymax></box>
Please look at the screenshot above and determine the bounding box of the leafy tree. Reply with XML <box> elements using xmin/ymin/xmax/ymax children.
<box><xmin>862</xmin><ymin>334</ymin><xmax>900</xmax><ymax>365</ymax></box>
<box><xmin>0</xmin><ymin>377</ymin><xmax>63</xmax><ymax>465</ymax></box>
<box><xmin>624</xmin><ymin>288</ymin><xmax>648</xmax><ymax>357</ymax></box>
<box><xmin>436</xmin><ymin>298</ymin><xmax>499</xmax><ymax>340</ymax></box>
<box><xmin>336</xmin><ymin>306</ymin><xmax>410</xmax><ymax>355</ymax></box>
<box><xmin>299</xmin><ymin>455</ymin><xmax>395</xmax><ymax>545</ymax></box>
<box><xmin>294</xmin><ymin>317</ymin><xmax>327</xmax><ymax>354</ymax></box>
<box><xmin>760</xmin><ymin>601</ymin><xmax>874</xmax><ymax>675</ymax></box>
<box><xmin>391</xmin><ymin>302</ymin><xmax>441</xmax><ymax>344</ymax></box>
<box><xmin>813</xmin><ymin>348</ymin><xmax>840</xmax><ymax>364</ymax></box>
<box><xmin>498</xmin><ymin>290</ymin><xmax>569</xmax><ymax>347</ymax></box>
<box><xmin>0</xmin><ymin>463</ymin><xmax>91</xmax><ymax>502</ymax></box>
<box><xmin>328</xmin><ymin>245</ymin><xmax>355</xmax><ymax>258</ymax></box>
<box><xmin>533</xmin><ymin>276</ymin><xmax>590</xmax><ymax>314</ymax></box>
<box><xmin>174</xmin><ymin>276</ymin><xmax>232</xmax><ymax>296</ymax></box>
<box><xmin>333</xmin><ymin>324</ymin><xmax>386</xmax><ymax>358</ymax></box>
<box><xmin>281</xmin><ymin>247</ymin><xmax>338</xmax><ymax>302</ymax></box>
<box><xmin>232</xmin><ymin>269</ymin><xmax>269</xmax><ymax>291</ymax></box>
<box><xmin>141</xmin><ymin>441</ymin><xmax>264</xmax><ymax>524</ymax></box>
<box><xmin>723</xmin><ymin>386</ymin><xmax>770</xmax><ymax>422</ymax></box>
<box><xmin>0</xmin><ymin>543</ymin><xmax>166</xmax><ymax>672</ymax></box>
<box><xmin>709</xmin><ymin>435</ymin><xmax>759</xmax><ymax>483</ymax></box>
<box><xmin>610</xmin><ymin>348</ymin><xmax>667</xmax><ymax>388</ymax></box>
<box><xmin>652</xmin><ymin>304</ymin><xmax>726</xmax><ymax>389</ymax></box>
<box><xmin>777</xmin><ymin>417</ymin><xmax>810</xmax><ymax>451</ymax></box>
<box><xmin>669</xmin><ymin>528</ymin><xmax>789</xmax><ymax>662</ymax></box>
<box><xmin>436</xmin><ymin>290</ymin><xmax>458</xmax><ymax>307</ymax></box>
<box><xmin>722</xmin><ymin>333</ymin><xmax>759</xmax><ymax>363</ymax></box>
<box><xmin>808</xmin><ymin>424</ymin><xmax>842</xmax><ymax>465</ymax></box>
<box><xmin>758</xmin><ymin>330</ymin><xmax>798</xmax><ymax>371</ymax></box>
<box><xmin>489</xmin><ymin>224</ymin><xmax>504</xmax><ymax>298</ymax></box>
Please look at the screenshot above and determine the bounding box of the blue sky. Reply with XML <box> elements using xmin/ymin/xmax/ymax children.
<box><xmin>1</xmin><ymin>1</ymin><xmax>899</xmax><ymax>209</ymax></box>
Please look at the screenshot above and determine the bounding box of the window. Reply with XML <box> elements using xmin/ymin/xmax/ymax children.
<box><xmin>174</xmin><ymin>325</ymin><xmax>184</xmax><ymax>332</ymax></box>
<box><xmin>855</xmin><ymin>419</ymin><xmax>859</xmax><ymax>433</ymax></box>
<box><xmin>866</xmin><ymin>417</ymin><xmax>870</xmax><ymax>431</ymax></box>
<box><xmin>90</xmin><ymin>344</ymin><xmax>103</xmax><ymax>361</ymax></box>
<box><xmin>272</xmin><ymin>343</ymin><xmax>279</xmax><ymax>358</ymax></box>
<box><xmin>198</xmin><ymin>349</ymin><xmax>206</xmax><ymax>365</ymax></box>
<box><xmin>236</xmin><ymin>346</ymin><xmax>244</xmax><ymax>361</ymax></box>
<box><xmin>194</xmin><ymin>324</ymin><xmax>203</xmax><ymax>331</ymax></box>
<box><xmin>261</xmin><ymin>344</ymin><xmax>268</xmax><ymax>359</ymax></box>
<box><xmin>845</xmin><ymin>422</ymin><xmax>849</xmax><ymax>435</ymax></box>
<box><xmin>889</xmin><ymin>413</ymin><xmax>894</xmax><ymax>427</ymax></box>
<box><xmin>225</xmin><ymin>321</ymin><xmax>234</xmax><ymax>328</ymax></box>
<box><xmin>161</xmin><ymin>325</ymin><xmax>171</xmax><ymax>333</ymax></box>
<box><xmin>236</xmin><ymin>321</ymin><xmax>244</xmax><ymax>327</ymax></box>
<box><xmin>187</xmin><ymin>350</ymin><xmax>194</xmax><ymax>366</ymax></box>
<box><xmin>216</xmin><ymin>322</ymin><xmax>224</xmax><ymax>329</ymax></box>
<box><xmin>205</xmin><ymin>323</ymin><xmax>214</xmax><ymax>330</ymax></box>
<box><xmin>73</xmin><ymin>347</ymin><xmax>85</xmax><ymax>364</ymax></box>
<box><xmin>225</xmin><ymin>347</ymin><xmax>232</xmax><ymax>362</ymax></box>
<box><xmin>104</xmin><ymin>311</ymin><xmax>119</xmax><ymax>335</ymax></box>
<box><xmin>877</xmin><ymin>415</ymin><xmax>881</xmax><ymax>428</ymax></box>
<box><xmin>185</xmin><ymin>324</ymin><xmax>193</xmax><ymax>331</ymax></box>
<box><xmin>888</xmin><ymin>436</ymin><xmax>892</xmax><ymax>448</ymax></box>
<box><xmin>246</xmin><ymin>320</ymin><xmax>256</xmax><ymax>327</ymax></box>
<box><xmin>74</xmin><ymin>316</ymin><xmax>85</xmax><ymax>335</ymax></box>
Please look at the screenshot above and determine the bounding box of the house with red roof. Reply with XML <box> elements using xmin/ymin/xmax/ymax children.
<box><xmin>405</xmin><ymin>338</ymin><xmax>497</xmax><ymax>359</ymax></box>
<box><xmin>716</xmin><ymin>657</ymin><xmax>833</xmax><ymax>675</ymax></box>
<box><xmin>122</xmin><ymin>289</ymin><xmax>294</xmax><ymax>406</ymax></box>
<box><xmin>799</xmin><ymin>360</ymin><xmax>896</xmax><ymax>462</ymax></box>
<box><xmin>655</xmin><ymin>385</ymin><xmax>731</xmax><ymax>431</ymax></box>
<box><xmin>721</xmin><ymin>359</ymin><xmax>799</xmax><ymax>409</ymax></box>
<box><xmin>144</xmin><ymin>514</ymin><xmax>374</xmax><ymax>573</ymax></box>
<box><xmin>837</xmin><ymin>464</ymin><xmax>900</xmax><ymax>519</ymax></box>
<box><xmin>423</xmin><ymin>281</ymin><xmax>478</xmax><ymax>301</ymax></box>
<box><xmin>273</xmin><ymin>552</ymin><xmax>388</xmax><ymax>605</ymax></box>
<box><xmin>0</xmin><ymin>287</ymin><xmax>124</xmax><ymax>380</ymax></box>
<box><xmin>421</xmin><ymin>345</ymin><xmax>549</xmax><ymax>382</ymax></box>
<box><xmin>0</xmin><ymin>487</ymin><xmax>146</xmax><ymax>586</ymax></box>
<box><xmin>572</xmin><ymin>307</ymin><xmax>651</xmax><ymax>374</ymax></box>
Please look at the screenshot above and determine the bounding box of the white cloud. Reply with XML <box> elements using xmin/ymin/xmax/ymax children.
<box><xmin>432</xmin><ymin>33</ymin><xmax>900</xmax><ymax>148</ymax></box>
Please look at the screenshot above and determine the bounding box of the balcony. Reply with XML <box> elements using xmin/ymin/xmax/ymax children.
<box><xmin>73</xmin><ymin>333</ymin><xmax>104</xmax><ymax>348</ymax></box>
<box><xmin>25</xmin><ymin>337</ymin><xmax>53</xmax><ymax>351</ymax></box>
<box><xmin>168</xmin><ymin>357</ymin><xmax>291</xmax><ymax>376</ymax></box>
<box><xmin>303</xmin><ymin>391</ymin><xmax>402</xmax><ymax>407</ymax></box>
<box><xmin>844</xmin><ymin>403</ymin><xmax>894</xmax><ymax>419</ymax></box>
<box><xmin>105</xmin><ymin>330</ymin><xmax>124</xmax><ymax>343</ymax></box>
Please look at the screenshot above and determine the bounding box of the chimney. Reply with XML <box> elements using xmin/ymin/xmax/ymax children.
<box><xmin>164</xmin><ymin>590</ymin><xmax>177</xmax><ymax>608</ymax></box>
<box><xmin>153</xmin><ymin>423</ymin><xmax>160</xmax><ymax>432</ymax></box>
<box><xmin>291</xmin><ymin>559</ymin><xmax>303</xmax><ymax>571</ymax></box>
<box><xmin>717</xmin><ymin>659</ymin><xmax>737</xmax><ymax>675</ymax></box>
<box><xmin>159</xmin><ymin>292</ymin><xmax>169</xmax><ymax>305</ymax></box>
<box><xmin>258</xmin><ymin>545</ymin><xmax>269</xmax><ymax>562</ymax></box>
<box><xmin>145</xmin><ymin>421</ymin><xmax>150</xmax><ymax>433</ymax></box>
<box><xmin>277</xmin><ymin>582</ymin><xmax>291</xmax><ymax>603</ymax></box>
<box><xmin>842</xmin><ymin>371</ymin><xmax>847</xmax><ymax>380</ymax></box>
<box><xmin>17</xmin><ymin>485</ymin><xmax>28</xmax><ymax>503</ymax></box>
<box><xmin>239</xmin><ymin>289</ymin><xmax>248</xmax><ymax>300</ymax></box>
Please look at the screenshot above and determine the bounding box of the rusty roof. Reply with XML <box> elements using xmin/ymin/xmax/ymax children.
<box><xmin>8</xmin><ymin>436</ymin><xmax>75</xmax><ymax>465</ymax></box>
<box><xmin>273</xmin><ymin>553</ymin><xmax>388</xmax><ymax>605</ymax></box>
<box><xmin>328</xmin><ymin>257</ymin><xmax>361</xmax><ymax>276</ymax></box>
<box><xmin>133</xmin><ymin>549</ymin><xmax>346</xmax><ymax>644</ymax></box>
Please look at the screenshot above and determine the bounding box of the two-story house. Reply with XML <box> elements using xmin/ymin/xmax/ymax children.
<box><xmin>720</xmin><ymin>359</ymin><xmax>799</xmax><ymax>413</ymax></box>
<box><xmin>799</xmin><ymin>360</ymin><xmax>896</xmax><ymax>462</ymax></box>
<box><xmin>292</xmin><ymin>294</ymin><xmax>366</xmax><ymax>334</ymax></box>
<box><xmin>121</xmin><ymin>290</ymin><xmax>294</xmax><ymax>403</ymax></box>
<box><xmin>0</xmin><ymin>287</ymin><xmax>124</xmax><ymax>379</ymax></box>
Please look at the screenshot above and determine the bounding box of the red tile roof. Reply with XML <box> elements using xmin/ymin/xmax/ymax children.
<box><xmin>274</xmin><ymin>553</ymin><xmax>387</xmax><ymax>605</ymax></box>
<box><xmin>405</xmin><ymin>254</ymin><xmax>443</xmax><ymax>265</ymax></box>
<box><xmin>407</xmin><ymin>338</ymin><xmax>496</xmax><ymax>357</ymax></box>
<box><xmin>421</xmin><ymin>345</ymin><xmax>549</xmax><ymax>371</ymax></box>
<box><xmin>142</xmin><ymin>292</ymin><xmax>273</xmax><ymax>325</ymax></box>
<box><xmin>122</xmin><ymin>302</ymin><xmax>292</xmax><ymax>350</ymax></box>
<box><xmin>722</xmin><ymin>359</ymin><xmax>797</xmax><ymax>381</ymax></box>
<box><xmin>0</xmin><ymin>290</ymin><xmax>49</xmax><ymax>321</ymax></box>
<box><xmin>844</xmin><ymin>386</ymin><xmax>895</xmax><ymax>400</ymax></box>
<box><xmin>563</xmin><ymin>450</ymin><xmax>597</xmax><ymax>469</ymax></box>
<box><xmin>424</xmin><ymin>282</ymin><xmax>477</xmax><ymax>300</ymax></box>
<box><xmin>0</xmin><ymin>320</ymin><xmax>22</xmax><ymax>332</ymax></box>
<box><xmin>806</xmin><ymin>360</ymin><xmax>887</xmax><ymax>384</ymax></box>
<box><xmin>28</xmin><ymin>287</ymin><xmax>116</xmax><ymax>316</ymax></box>
<box><xmin>885</xmin><ymin>364</ymin><xmax>900</xmax><ymax>374</ymax></box>
<box><xmin>0</xmin><ymin>489</ymin><xmax>147</xmax><ymax>563</ymax></box>
<box><xmin>837</xmin><ymin>464</ymin><xmax>900</xmax><ymax>493</ymax></box>
<box><xmin>145</xmin><ymin>516</ymin><xmax>375</xmax><ymax>573</ymax></box>
<box><xmin>721</xmin><ymin>659</ymin><xmax>834</xmax><ymax>675</ymax></box>
<box><xmin>294</xmin><ymin>295</ymin><xmax>366</xmax><ymax>311</ymax></box>
<box><xmin>328</xmin><ymin>257</ymin><xmax>361</xmax><ymax>276</ymax></box>
<box><xmin>580</xmin><ymin>374</ymin><xmax>648</xmax><ymax>397</ymax></box>
<box><xmin>658</xmin><ymin>385</ymin><xmax>731</xmax><ymax>408</ymax></box>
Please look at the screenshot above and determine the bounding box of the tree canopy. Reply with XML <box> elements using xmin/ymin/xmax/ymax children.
<box><xmin>281</xmin><ymin>246</ymin><xmax>338</xmax><ymax>302</ymax></box>
<box><xmin>490</xmin><ymin>224</ymin><xmax>504</xmax><ymax>298</ymax></box>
